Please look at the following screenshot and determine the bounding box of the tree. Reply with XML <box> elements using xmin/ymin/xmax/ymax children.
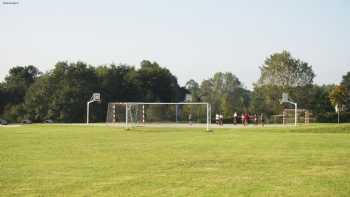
<box><xmin>1</xmin><ymin>65</ymin><xmax>41</xmax><ymax>122</ymax></box>
<box><xmin>23</xmin><ymin>75</ymin><xmax>51</xmax><ymax>122</ymax></box>
<box><xmin>253</xmin><ymin>50</ymin><xmax>316</xmax><ymax>117</ymax></box>
<box><xmin>329</xmin><ymin>85</ymin><xmax>347</xmax><ymax>123</ymax></box>
<box><xmin>137</xmin><ymin>60</ymin><xmax>183</xmax><ymax>102</ymax></box>
<box><xmin>197</xmin><ymin>72</ymin><xmax>250</xmax><ymax>116</ymax></box>
<box><xmin>46</xmin><ymin>62</ymin><xmax>99</xmax><ymax>123</ymax></box>
<box><xmin>250</xmin><ymin>85</ymin><xmax>283</xmax><ymax>116</ymax></box>
<box><xmin>341</xmin><ymin>71</ymin><xmax>350</xmax><ymax>111</ymax></box>
<box><xmin>307</xmin><ymin>85</ymin><xmax>334</xmax><ymax>115</ymax></box>
<box><xmin>258</xmin><ymin>50</ymin><xmax>315</xmax><ymax>88</ymax></box>
<box><xmin>185</xmin><ymin>79</ymin><xmax>200</xmax><ymax>101</ymax></box>
<box><xmin>0</xmin><ymin>83</ymin><xmax>5</xmax><ymax>114</ymax></box>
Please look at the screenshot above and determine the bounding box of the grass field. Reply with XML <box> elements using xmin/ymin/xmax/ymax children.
<box><xmin>1</xmin><ymin>124</ymin><xmax>350</xmax><ymax>196</ymax></box>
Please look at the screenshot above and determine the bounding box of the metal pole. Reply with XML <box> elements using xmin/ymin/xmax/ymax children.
<box><xmin>176</xmin><ymin>104</ymin><xmax>178</xmax><ymax>123</ymax></box>
<box><xmin>87</xmin><ymin>102</ymin><xmax>90</xmax><ymax>124</ymax></box>
<box><xmin>295</xmin><ymin>103</ymin><xmax>297</xmax><ymax>126</ymax></box>
<box><xmin>142</xmin><ymin>104</ymin><xmax>145</xmax><ymax>125</ymax></box>
<box><xmin>209</xmin><ymin>104</ymin><xmax>211</xmax><ymax>126</ymax></box>
<box><xmin>206</xmin><ymin>103</ymin><xmax>209</xmax><ymax>131</ymax></box>
<box><xmin>125</xmin><ymin>103</ymin><xmax>128</xmax><ymax>128</ymax></box>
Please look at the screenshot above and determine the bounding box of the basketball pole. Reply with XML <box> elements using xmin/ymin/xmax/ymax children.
<box><xmin>295</xmin><ymin>103</ymin><xmax>297</xmax><ymax>126</ymax></box>
<box><xmin>206</xmin><ymin>103</ymin><xmax>209</xmax><ymax>131</ymax></box>
<box><xmin>125</xmin><ymin>103</ymin><xmax>128</xmax><ymax>128</ymax></box>
<box><xmin>86</xmin><ymin>100</ymin><xmax>94</xmax><ymax>124</ymax></box>
<box><xmin>280</xmin><ymin>93</ymin><xmax>298</xmax><ymax>126</ymax></box>
<box><xmin>86</xmin><ymin>93</ymin><xmax>101</xmax><ymax>124</ymax></box>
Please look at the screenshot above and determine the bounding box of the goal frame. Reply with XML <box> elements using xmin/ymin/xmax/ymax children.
<box><xmin>107</xmin><ymin>102</ymin><xmax>211</xmax><ymax>131</ymax></box>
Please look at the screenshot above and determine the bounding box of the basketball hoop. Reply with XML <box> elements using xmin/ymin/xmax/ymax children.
<box><xmin>280</xmin><ymin>93</ymin><xmax>289</xmax><ymax>104</ymax></box>
<box><xmin>91</xmin><ymin>93</ymin><xmax>101</xmax><ymax>102</ymax></box>
<box><xmin>280</xmin><ymin>93</ymin><xmax>298</xmax><ymax>126</ymax></box>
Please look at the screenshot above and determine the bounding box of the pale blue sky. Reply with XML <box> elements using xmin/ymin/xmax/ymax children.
<box><xmin>1</xmin><ymin>0</ymin><xmax>349</xmax><ymax>89</ymax></box>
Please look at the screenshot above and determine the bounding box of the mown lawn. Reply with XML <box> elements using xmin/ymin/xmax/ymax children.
<box><xmin>1</xmin><ymin>124</ymin><xmax>350</xmax><ymax>196</ymax></box>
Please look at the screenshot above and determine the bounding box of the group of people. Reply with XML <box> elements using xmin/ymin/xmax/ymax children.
<box><xmin>215</xmin><ymin>112</ymin><xmax>265</xmax><ymax>126</ymax></box>
<box><xmin>215</xmin><ymin>113</ymin><xmax>225</xmax><ymax>125</ymax></box>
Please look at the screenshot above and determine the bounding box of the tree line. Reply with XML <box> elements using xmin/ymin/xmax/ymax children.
<box><xmin>0</xmin><ymin>50</ymin><xmax>349</xmax><ymax>123</ymax></box>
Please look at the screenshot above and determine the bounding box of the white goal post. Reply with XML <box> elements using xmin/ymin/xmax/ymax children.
<box><xmin>106</xmin><ymin>102</ymin><xmax>212</xmax><ymax>131</ymax></box>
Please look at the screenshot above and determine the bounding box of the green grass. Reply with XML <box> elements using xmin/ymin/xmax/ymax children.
<box><xmin>1</xmin><ymin>124</ymin><xmax>350</xmax><ymax>196</ymax></box>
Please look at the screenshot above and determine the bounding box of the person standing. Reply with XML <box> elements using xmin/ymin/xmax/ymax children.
<box><xmin>260</xmin><ymin>113</ymin><xmax>265</xmax><ymax>127</ymax></box>
<box><xmin>220</xmin><ymin>113</ymin><xmax>224</xmax><ymax>126</ymax></box>
<box><xmin>215</xmin><ymin>114</ymin><xmax>219</xmax><ymax>125</ymax></box>
<box><xmin>188</xmin><ymin>113</ymin><xmax>192</xmax><ymax>126</ymax></box>
<box><xmin>244</xmin><ymin>113</ymin><xmax>249</xmax><ymax>126</ymax></box>
<box><xmin>233</xmin><ymin>112</ymin><xmax>237</xmax><ymax>125</ymax></box>
<box><xmin>254</xmin><ymin>114</ymin><xmax>258</xmax><ymax>125</ymax></box>
<box><xmin>241</xmin><ymin>114</ymin><xmax>245</xmax><ymax>125</ymax></box>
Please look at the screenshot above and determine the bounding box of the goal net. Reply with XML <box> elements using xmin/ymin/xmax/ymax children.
<box><xmin>106</xmin><ymin>102</ymin><xmax>211</xmax><ymax>130</ymax></box>
<box><xmin>271</xmin><ymin>109</ymin><xmax>313</xmax><ymax>125</ymax></box>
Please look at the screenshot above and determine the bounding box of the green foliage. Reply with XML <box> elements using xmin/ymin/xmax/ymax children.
<box><xmin>0</xmin><ymin>65</ymin><xmax>41</xmax><ymax>122</ymax></box>
<box><xmin>185</xmin><ymin>79</ymin><xmax>200</xmax><ymax>101</ymax></box>
<box><xmin>258</xmin><ymin>50</ymin><xmax>315</xmax><ymax>88</ymax></box>
<box><xmin>329</xmin><ymin>85</ymin><xmax>347</xmax><ymax>109</ymax></box>
<box><xmin>250</xmin><ymin>85</ymin><xmax>283</xmax><ymax>116</ymax></box>
<box><xmin>47</xmin><ymin>62</ymin><xmax>99</xmax><ymax>122</ymax></box>
<box><xmin>186</xmin><ymin>72</ymin><xmax>251</xmax><ymax>117</ymax></box>
<box><xmin>23</xmin><ymin>75</ymin><xmax>51</xmax><ymax>122</ymax></box>
<box><xmin>137</xmin><ymin>60</ymin><xmax>183</xmax><ymax>102</ymax></box>
<box><xmin>306</xmin><ymin>85</ymin><xmax>334</xmax><ymax>115</ymax></box>
<box><xmin>253</xmin><ymin>50</ymin><xmax>320</xmax><ymax>117</ymax></box>
<box><xmin>341</xmin><ymin>71</ymin><xmax>350</xmax><ymax>111</ymax></box>
<box><xmin>341</xmin><ymin>71</ymin><xmax>350</xmax><ymax>90</ymax></box>
<box><xmin>0</xmin><ymin>57</ymin><xmax>347</xmax><ymax>123</ymax></box>
<box><xmin>316</xmin><ymin>112</ymin><xmax>350</xmax><ymax>123</ymax></box>
<box><xmin>0</xmin><ymin>61</ymin><xmax>186</xmax><ymax>123</ymax></box>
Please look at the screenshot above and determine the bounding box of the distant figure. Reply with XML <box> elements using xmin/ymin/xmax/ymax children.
<box><xmin>215</xmin><ymin>114</ymin><xmax>219</xmax><ymax>125</ymax></box>
<box><xmin>244</xmin><ymin>113</ymin><xmax>249</xmax><ymax>126</ymax></box>
<box><xmin>254</xmin><ymin>114</ymin><xmax>258</xmax><ymax>125</ymax></box>
<box><xmin>260</xmin><ymin>113</ymin><xmax>265</xmax><ymax>127</ymax></box>
<box><xmin>241</xmin><ymin>114</ymin><xmax>245</xmax><ymax>125</ymax></box>
<box><xmin>188</xmin><ymin>113</ymin><xmax>192</xmax><ymax>125</ymax></box>
<box><xmin>233</xmin><ymin>112</ymin><xmax>237</xmax><ymax>125</ymax></box>
<box><xmin>220</xmin><ymin>113</ymin><xmax>224</xmax><ymax>126</ymax></box>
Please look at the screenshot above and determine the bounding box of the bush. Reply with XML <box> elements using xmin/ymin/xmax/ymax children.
<box><xmin>315</xmin><ymin>112</ymin><xmax>350</xmax><ymax>123</ymax></box>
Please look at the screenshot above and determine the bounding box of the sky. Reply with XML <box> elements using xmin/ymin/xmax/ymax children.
<box><xmin>0</xmin><ymin>0</ymin><xmax>349</xmax><ymax>89</ymax></box>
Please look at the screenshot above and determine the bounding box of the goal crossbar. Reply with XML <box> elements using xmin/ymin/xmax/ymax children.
<box><xmin>109</xmin><ymin>102</ymin><xmax>209</xmax><ymax>105</ymax></box>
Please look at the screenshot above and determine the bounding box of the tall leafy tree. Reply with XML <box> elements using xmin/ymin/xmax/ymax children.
<box><xmin>258</xmin><ymin>50</ymin><xmax>315</xmax><ymax>88</ymax></box>
<box><xmin>253</xmin><ymin>50</ymin><xmax>315</xmax><ymax>117</ymax></box>
<box><xmin>47</xmin><ymin>62</ymin><xmax>99</xmax><ymax>122</ymax></box>
<box><xmin>341</xmin><ymin>71</ymin><xmax>350</xmax><ymax>111</ymax></box>
<box><xmin>307</xmin><ymin>85</ymin><xmax>334</xmax><ymax>115</ymax></box>
<box><xmin>3</xmin><ymin>65</ymin><xmax>41</xmax><ymax>104</ymax></box>
<box><xmin>185</xmin><ymin>79</ymin><xmax>200</xmax><ymax>101</ymax></box>
<box><xmin>137</xmin><ymin>60</ymin><xmax>183</xmax><ymax>102</ymax></box>
<box><xmin>1</xmin><ymin>65</ymin><xmax>41</xmax><ymax>121</ymax></box>
<box><xmin>329</xmin><ymin>85</ymin><xmax>347</xmax><ymax>123</ymax></box>
<box><xmin>198</xmin><ymin>72</ymin><xmax>250</xmax><ymax>116</ymax></box>
<box><xmin>23</xmin><ymin>74</ymin><xmax>51</xmax><ymax>121</ymax></box>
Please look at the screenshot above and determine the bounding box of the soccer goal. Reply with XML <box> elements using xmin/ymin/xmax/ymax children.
<box><xmin>106</xmin><ymin>102</ymin><xmax>211</xmax><ymax>130</ymax></box>
<box><xmin>282</xmin><ymin>109</ymin><xmax>313</xmax><ymax>125</ymax></box>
